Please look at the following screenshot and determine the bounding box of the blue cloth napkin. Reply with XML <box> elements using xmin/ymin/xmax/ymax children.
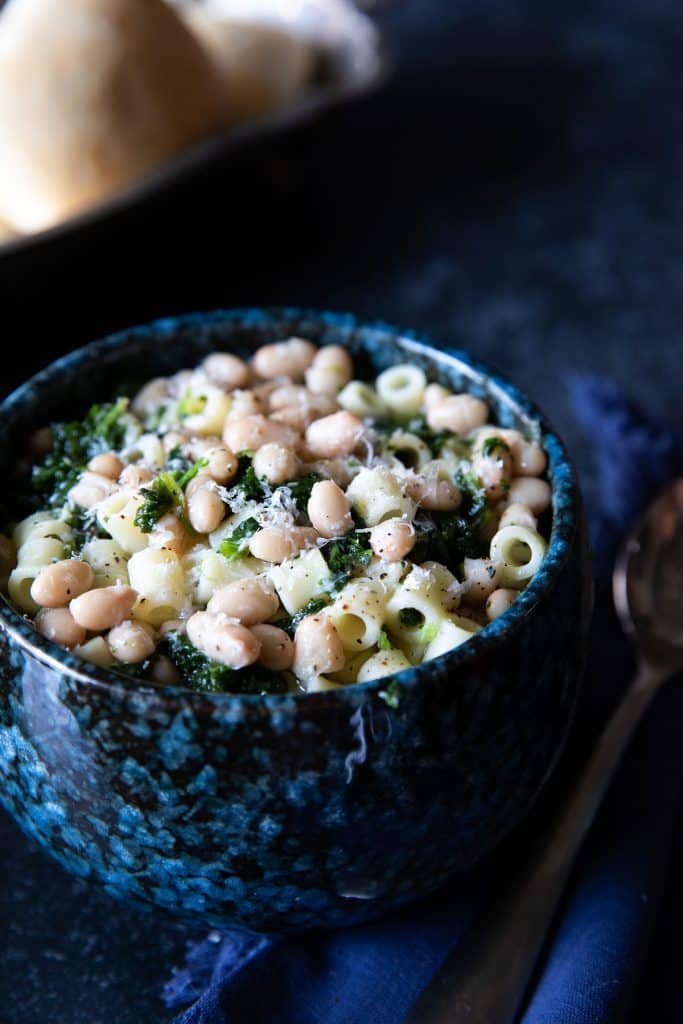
<box><xmin>164</xmin><ymin>375</ymin><xmax>683</xmax><ymax>1024</ymax></box>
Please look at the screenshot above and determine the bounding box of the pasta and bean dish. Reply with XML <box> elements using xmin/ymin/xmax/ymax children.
<box><xmin>0</xmin><ymin>340</ymin><xmax>551</xmax><ymax>696</ymax></box>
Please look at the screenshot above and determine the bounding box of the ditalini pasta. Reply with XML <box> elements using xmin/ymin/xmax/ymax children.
<box><xmin>1</xmin><ymin>340</ymin><xmax>550</xmax><ymax>696</ymax></box>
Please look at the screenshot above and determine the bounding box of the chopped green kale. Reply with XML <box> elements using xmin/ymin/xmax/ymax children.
<box><xmin>412</xmin><ymin>470</ymin><xmax>492</xmax><ymax>568</ymax></box>
<box><xmin>64</xmin><ymin>504</ymin><xmax>109</xmax><ymax>554</ymax></box>
<box><xmin>165</xmin><ymin>632</ymin><xmax>286</xmax><ymax>695</ymax></box>
<box><xmin>225</xmin><ymin>455</ymin><xmax>268</xmax><ymax>506</ymax></box>
<box><xmin>134</xmin><ymin>472</ymin><xmax>185</xmax><ymax>533</ymax></box>
<box><xmin>218</xmin><ymin>517</ymin><xmax>259</xmax><ymax>561</ymax></box>
<box><xmin>323</xmin><ymin>531</ymin><xmax>372</xmax><ymax>592</ymax></box>
<box><xmin>30</xmin><ymin>398</ymin><xmax>129</xmax><ymax>508</ymax></box>
<box><xmin>399</xmin><ymin>607</ymin><xmax>424</xmax><ymax>628</ymax></box>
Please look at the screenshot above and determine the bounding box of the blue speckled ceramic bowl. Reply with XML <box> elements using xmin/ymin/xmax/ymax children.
<box><xmin>0</xmin><ymin>309</ymin><xmax>591</xmax><ymax>932</ymax></box>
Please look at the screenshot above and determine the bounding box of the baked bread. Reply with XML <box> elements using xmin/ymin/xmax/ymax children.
<box><xmin>180</xmin><ymin>6</ymin><xmax>315</xmax><ymax>123</ymax></box>
<box><xmin>0</xmin><ymin>0</ymin><xmax>225</xmax><ymax>233</ymax></box>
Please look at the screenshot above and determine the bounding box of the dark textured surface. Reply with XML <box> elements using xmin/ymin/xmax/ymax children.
<box><xmin>0</xmin><ymin>0</ymin><xmax>682</xmax><ymax>1019</ymax></box>
<box><xmin>0</xmin><ymin>312</ymin><xmax>588</xmax><ymax>935</ymax></box>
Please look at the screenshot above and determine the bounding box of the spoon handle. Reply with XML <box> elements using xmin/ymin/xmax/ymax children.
<box><xmin>407</xmin><ymin>661</ymin><xmax>665</xmax><ymax>1024</ymax></box>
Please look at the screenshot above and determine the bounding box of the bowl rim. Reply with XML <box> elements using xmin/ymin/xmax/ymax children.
<box><xmin>0</xmin><ymin>306</ymin><xmax>581</xmax><ymax>713</ymax></box>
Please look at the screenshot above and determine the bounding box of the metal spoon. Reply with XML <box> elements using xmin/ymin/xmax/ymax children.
<box><xmin>408</xmin><ymin>479</ymin><xmax>683</xmax><ymax>1024</ymax></box>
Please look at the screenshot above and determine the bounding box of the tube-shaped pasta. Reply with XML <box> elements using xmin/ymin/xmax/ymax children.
<box><xmin>386</xmin><ymin>431</ymin><xmax>432</xmax><ymax>471</ymax></box>
<box><xmin>269</xmin><ymin>547</ymin><xmax>331</xmax><ymax>615</ymax></box>
<box><xmin>190</xmin><ymin>547</ymin><xmax>263</xmax><ymax>606</ymax></box>
<box><xmin>328</xmin><ymin>580</ymin><xmax>387</xmax><ymax>652</ymax></box>
<box><xmin>422</xmin><ymin>615</ymin><xmax>481</xmax><ymax>661</ymax></box>
<box><xmin>97</xmin><ymin>492</ymin><xmax>149</xmax><ymax>554</ymax></box>
<box><xmin>384</xmin><ymin>565</ymin><xmax>451</xmax><ymax>640</ymax></box>
<box><xmin>81</xmin><ymin>538</ymin><xmax>130</xmax><ymax>587</ymax></box>
<box><xmin>356</xmin><ymin>648</ymin><xmax>412</xmax><ymax>682</ymax></box>
<box><xmin>180</xmin><ymin>380</ymin><xmax>231</xmax><ymax>436</ymax></box>
<box><xmin>337</xmin><ymin>380</ymin><xmax>386</xmax><ymax>418</ymax></box>
<box><xmin>376</xmin><ymin>364</ymin><xmax>427</xmax><ymax>417</ymax></box>
<box><xmin>345</xmin><ymin>467</ymin><xmax>416</xmax><ymax>527</ymax></box>
<box><xmin>8</xmin><ymin>514</ymin><xmax>73</xmax><ymax>613</ymax></box>
<box><xmin>489</xmin><ymin>524</ymin><xmax>547</xmax><ymax>588</ymax></box>
<box><xmin>128</xmin><ymin>547</ymin><xmax>188</xmax><ymax>625</ymax></box>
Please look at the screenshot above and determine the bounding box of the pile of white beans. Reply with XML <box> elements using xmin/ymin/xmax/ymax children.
<box><xmin>1</xmin><ymin>338</ymin><xmax>551</xmax><ymax>693</ymax></box>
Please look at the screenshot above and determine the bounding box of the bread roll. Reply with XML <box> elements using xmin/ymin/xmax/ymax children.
<box><xmin>180</xmin><ymin>7</ymin><xmax>315</xmax><ymax>122</ymax></box>
<box><xmin>0</xmin><ymin>0</ymin><xmax>225</xmax><ymax>233</ymax></box>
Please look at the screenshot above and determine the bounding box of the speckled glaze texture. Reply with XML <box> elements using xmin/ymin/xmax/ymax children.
<box><xmin>0</xmin><ymin>309</ymin><xmax>591</xmax><ymax>932</ymax></box>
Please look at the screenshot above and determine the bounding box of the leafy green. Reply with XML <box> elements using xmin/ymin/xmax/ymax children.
<box><xmin>133</xmin><ymin>455</ymin><xmax>209</xmax><ymax>534</ymax></box>
<box><xmin>481</xmin><ymin>435</ymin><xmax>511</xmax><ymax>459</ymax></box>
<box><xmin>165</xmin><ymin>632</ymin><xmax>286</xmax><ymax>695</ymax></box>
<box><xmin>399</xmin><ymin>608</ymin><xmax>424</xmax><ymax>628</ymax></box>
<box><xmin>218</xmin><ymin>517</ymin><xmax>259</xmax><ymax>561</ymax></box>
<box><xmin>165</xmin><ymin>446</ymin><xmax>193</xmax><ymax>476</ymax></box>
<box><xmin>323</xmin><ymin>531</ymin><xmax>373</xmax><ymax>592</ymax></box>
<box><xmin>285</xmin><ymin>473</ymin><xmax>323</xmax><ymax>513</ymax></box>
<box><xmin>225</xmin><ymin>455</ymin><xmax>268</xmax><ymax>507</ymax></box>
<box><xmin>379</xmin><ymin>680</ymin><xmax>402</xmax><ymax>709</ymax></box>
<box><xmin>64</xmin><ymin>504</ymin><xmax>109</xmax><ymax>554</ymax></box>
<box><xmin>412</xmin><ymin>470</ymin><xmax>492</xmax><ymax>568</ymax></box>
<box><xmin>378</xmin><ymin>629</ymin><xmax>393</xmax><ymax>652</ymax></box>
<box><xmin>30</xmin><ymin>398</ymin><xmax>129</xmax><ymax>508</ymax></box>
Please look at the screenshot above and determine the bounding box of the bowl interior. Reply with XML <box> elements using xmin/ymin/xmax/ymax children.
<box><xmin>0</xmin><ymin>307</ymin><xmax>579</xmax><ymax>704</ymax></box>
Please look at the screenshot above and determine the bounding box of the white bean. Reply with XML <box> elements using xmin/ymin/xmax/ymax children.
<box><xmin>305</xmin><ymin>346</ymin><xmax>354</xmax><ymax>395</ymax></box>
<box><xmin>252</xmin><ymin>443</ymin><xmax>299</xmax><ymax>485</ymax></box>
<box><xmin>186</xmin><ymin>611</ymin><xmax>261</xmax><ymax>669</ymax></box>
<box><xmin>206</xmin><ymin>446</ymin><xmax>238</xmax><ymax>484</ymax></box>
<box><xmin>472</xmin><ymin>442</ymin><xmax>513</xmax><ymax>500</ymax></box>
<box><xmin>108</xmin><ymin>620</ymin><xmax>156</xmax><ymax>664</ymax></box>
<box><xmin>68</xmin><ymin>472</ymin><xmax>116</xmax><ymax>509</ymax></box>
<box><xmin>88</xmin><ymin>453</ymin><xmax>124</xmax><ymax>479</ymax></box>
<box><xmin>223</xmin><ymin>415</ymin><xmax>298</xmax><ymax>453</ymax></box>
<box><xmin>35</xmin><ymin>608</ymin><xmax>87</xmax><ymax>648</ymax></box>
<box><xmin>405</xmin><ymin>474</ymin><xmax>461</xmax><ymax>511</ymax></box>
<box><xmin>202</xmin><ymin>352</ymin><xmax>251</xmax><ymax>391</ymax></box>
<box><xmin>427</xmin><ymin>394</ymin><xmax>489</xmax><ymax>435</ymax></box>
<box><xmin>506</xmin><ymin>477</ymin><xmax>552</xmax><ymax>514</ymax></box>
<box><xmin>251</xmin><ymin>624</ymin><xmax>295</xmax><ymax>671</ymax></box>
<box><xmin>150</xmin><ymin>654</ymin><xmax>182</xmax><ymax>686</ymax></box>
<box><xmin>307</xmin><ymin>481</ymin><xmax>353</xmax><ymax>538</ymax></box>
<box><xmin>207</xmin><ymin>577</ymin><xmax>279</xmax><ymax>625</ymax></box>
<box><xmin>226</xmin><ymin>390</ymin><xmax>264</xmax><ymax>420</ymax></box>
<box><xmin>294</xmin><ymin>615</ymin><xmax>345</xmax><ymax>677</ymax></box>
<box><xmin>119</xmin><ymin>464</ymin><xmax>153</xmax><ymax>489</ymax></box>
<box><xmin>513</xmin><ymin>440</ymin><xmax>547</xmax><ymax>477</ymax></box>
<box><xmin>31</xmin><ymin>559</ymin><xmax>94</xmax><ymax>608</ymax></box>
<box><xmin>422</xmin><ymin>383</ymin><xmax>451</xmax><ymax>412</ymax></box>
<box><xmin>248</xmin><ymin>527</ymin><xmax>318</xmax><ymax>564</ymax></box>
<box><xmin>187</xmin><ymin>481</ymin><xmax>226</xmax><ymax>534</ymax></box>
<box><xmin>369</xmin><ymin>518</ymin><xmax>416</xmax><ymax>561</ymax></box>
<box><xmin>486</xmin><ymin>588</ymin><xmax>517</xmax><ymax>621</ymax></box>
<box><xmin>252</xmin><ymin>338</ymin><xmax>317</xmax><ymax>381</ymax></box>
<box><xmin>70</xmin><ymin>586</ymin><xmax>138</xmax><ymax>632</ymax></box>
<box><xmin>305</xmin><ymin>411</ymin><xmax>363</xmax><ymax>458</ymax></box>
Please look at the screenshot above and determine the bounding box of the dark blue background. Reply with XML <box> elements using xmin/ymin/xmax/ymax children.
<box><xmin>1</xmin><ymin>0</ymin><xmax>682</xmax><ymax>1020</ymax></box>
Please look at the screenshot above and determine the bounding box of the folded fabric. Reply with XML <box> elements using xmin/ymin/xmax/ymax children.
<box><xmin>164</xmin><ymin>373</ymin><xmax>683</xmax><ymax>1024</ymax></box>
